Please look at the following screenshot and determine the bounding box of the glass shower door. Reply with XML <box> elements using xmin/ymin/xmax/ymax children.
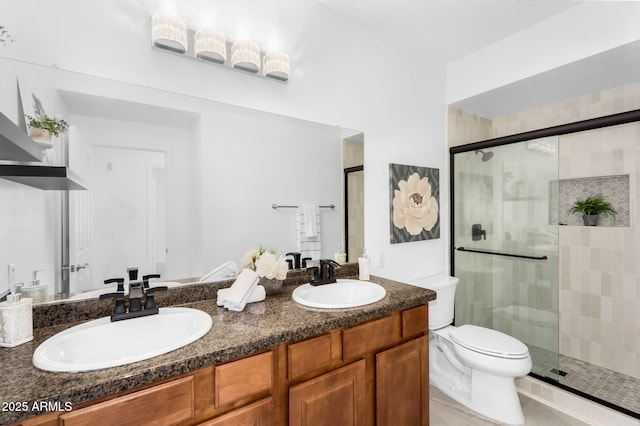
<box><xmin>452</xmin><ymin>136</ymin><xmax>560</xmax><ymax>380</ymax></box>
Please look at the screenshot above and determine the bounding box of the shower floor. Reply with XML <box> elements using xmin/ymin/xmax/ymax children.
<box><xmin>528</xmin><ymin>345</ymin><xmax>640</xmax><ymax>418</ymax></box>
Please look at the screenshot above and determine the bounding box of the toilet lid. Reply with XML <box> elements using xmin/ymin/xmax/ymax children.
<box><xmin>449</xmin><ymin>324</ymin><xmax>529</xmax><ymax>359</ymax></box>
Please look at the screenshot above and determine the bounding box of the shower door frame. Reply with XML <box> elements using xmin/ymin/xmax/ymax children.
<box><xmin>449</xmin><ymin>107</ymin><xmax>640</xmax><ymax>416</ymax></box>
<box><xmin>450</xmin><ymin>108</ymin><xmax>640</xmax><ymax>272</ymax></box>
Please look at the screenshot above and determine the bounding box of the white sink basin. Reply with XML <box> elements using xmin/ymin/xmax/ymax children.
<box><xmin>292</xmin><ymin>279</ymin><xmax>386</xmax><ymax>309</ymax></box>
<box><xmin>33</xmin><ymin>307</ymin><xmax>212</xmax><ymax>372</ymax></box>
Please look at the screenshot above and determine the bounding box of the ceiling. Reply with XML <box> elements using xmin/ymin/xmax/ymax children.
<box><xmin>451</xmin><ymin>38</ymin><xmax>640</xmax><ymax>118</ymax></box>
<box><xmin>315</xmin><ymin>0</ymin><xmax>580</xmax><ymax>62</ymax></box>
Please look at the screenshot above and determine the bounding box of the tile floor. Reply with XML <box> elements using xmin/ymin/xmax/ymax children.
<box><xmin>429</xmin><ymin>385</ymin><xmax>590</xmax><ymax>426</ymax></box>
<box><xmin>529</xmin><ymin>344</ymin><xmax>640</xmax><ymax>415</ymax></box>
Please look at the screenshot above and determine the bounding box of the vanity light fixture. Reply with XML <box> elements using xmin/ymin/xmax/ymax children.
<box><xmin>194</xmin><ymin>28</ymin><xmax>226</xmax><ymax>64</ymax></box>
<box><xmin>151</xmin><ymin>15</ymin><xmax>188</xmax><ymax>54</ymax></box>
<box><xmin>263</xmin><ymin>51</ymin><xmax>290</xmax><ymax>81</ymax></box>
<box><xmin>150</xmin><ymin>16</ymin><xmax>290</xmax><ymax>82</ymax></box>
<box><xmin>230</xmin><ymin>40</ymin><xmax>261</xmax><ymax>73</ymax></box>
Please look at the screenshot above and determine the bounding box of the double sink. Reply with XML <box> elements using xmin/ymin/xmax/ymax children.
<box><xmin>32</xmin><ymin>279</ymin><xmax>385</xmax><ymax>373</ymax></box>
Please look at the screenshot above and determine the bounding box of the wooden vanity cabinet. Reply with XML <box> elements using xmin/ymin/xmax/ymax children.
<box><xmin>15</xmin><ymin>304</ymin><xmax>429</xmax><ymax>426</ymax></box>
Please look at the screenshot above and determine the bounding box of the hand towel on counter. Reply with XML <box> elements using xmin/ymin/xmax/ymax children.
<box><xmin>200</xmin><ymin>260</ymin><xmax>239</xmax><ymax>282</ymax></box>
<box><xmin>297</xmin><ymin>204</ymin><xmax>322</xmax><ymax>260</ymax></box>
<box><xmin>216</xmin><ymin>268</ymin><xmax>259</xmax><ymax>312</ymax></box>
<box><xmin>217</xmin><ymin>285</ymin><xmax>266</xmax><ymax>307</ymax></box>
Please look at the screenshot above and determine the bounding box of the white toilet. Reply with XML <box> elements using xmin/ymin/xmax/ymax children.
<box><xmin>410</xmin><ymin>275</ymin><xmax>532</xmax><ymax>426</ymax></box>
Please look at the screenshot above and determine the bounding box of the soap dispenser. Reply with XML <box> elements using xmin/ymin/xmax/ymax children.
<box><xmin>334</xmin><ymin>245</ymin><xmax>347</xmax><ymax>264</ymax></box>
<box><xmin>21</xmin><ymin>269</ymin><xmax>48</xmax><ymax>303</ymax></box>
<box><xmin>0</xmin><ymin>282</ymin><xmax>33</xmax><ymax>347</ymax></box>
<box><xmin>358</xmin><ymin>249</ymin><xmax>370</xmax><ymax>280</ymax></box>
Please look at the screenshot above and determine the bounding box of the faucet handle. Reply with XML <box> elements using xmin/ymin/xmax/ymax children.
<box><xmin>104</xmin><ymin>278</ymin><xmax>125</xmax><ymax>292</ymax></box>
<box><xmin>307</xmin><ymin>266</ymin><xmax>322</xmax><ymax>284</ymax></box>
<box><xmin>142</xmin><ymin>274</ymin><xmax>161</xmax><ymax>289</ymax></box>
<box><xmin>100</xmin><ymin>292</ymin><xmax>126</xmax><ymax>314</ymax></box>
<box><xmin>285</xmin><ymin>252</ymin><xmax>302</xmax><ymax>269</ymax></box>
<box><xmin>144</xmin><ymin>286</ymin><xmax>167</xmax><ymax>310</ymax></box>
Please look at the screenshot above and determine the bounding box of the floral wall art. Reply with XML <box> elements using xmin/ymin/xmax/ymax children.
<box><xmin>389</xmin><ymin>163</ymin><xmax>440</xmax><ymax>243</ymax></box>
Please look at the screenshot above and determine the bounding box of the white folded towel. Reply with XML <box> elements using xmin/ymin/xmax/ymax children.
<box><xmin>216</xmin><ymin>268</ymin><xmax>259</xmax><ymax>312</ymax></box>
<box><xmin>300</xmin><ymin>204</ymin><xmax>319</xmax><ymax>237</ymax></box>
<box><xmin>217</xmin><ymin>285</ymin><xmax>266</xmax><ymax>307</ymax></box>
<box><xmin>200</xmin><ymin>260</ymin><xmax>239</xmax><ymax>282</ymax></box>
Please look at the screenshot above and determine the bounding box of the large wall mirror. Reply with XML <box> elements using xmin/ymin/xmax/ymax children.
<box><xmin>0</xmin><ymin>57</ymin><xmax>364</xmax><ymax>304</ymax></box>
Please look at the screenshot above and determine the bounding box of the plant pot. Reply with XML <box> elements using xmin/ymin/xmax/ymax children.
<box><xmin>582</xmin><ymin>215</ymin><xmax>599</xmax><ymax>226</ymax></box>
<box><xmin>259</xmin><ymin>277</ymin><xmax>283</xmax><ymax>295</ymax></box>
<box><xmin>29</xmin><ymin>128</ymin><xmax>54</xmax><ymax>151</ymax></box>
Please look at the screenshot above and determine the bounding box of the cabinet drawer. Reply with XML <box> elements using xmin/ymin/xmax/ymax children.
<box><xmin>288</xmin><ymin>334</ymin><xmax>332</xmax><ymax>380</ymax></box>
<box><xmin>59</xmin><ymin>376</ymin><xmax>194</xmax><ymax>426</ymax></box>
<box><xmin>199</xmin><ymin>397</ymin><xmax>272</xmax><ymax>426</ymax></box>
<box><xmin>342</xmin><ymin>314</ymin><xmax>400</xmax><ymax>360</ymax></box>
<box><xmin>401</xmin><ymin>304</ymin><xmax>428</xmax><ymax>338</ymax></box>
<box><xmin>215</xmin><ymin>351</ymin><xmax>273</xmax><ymax>407</ymax></box>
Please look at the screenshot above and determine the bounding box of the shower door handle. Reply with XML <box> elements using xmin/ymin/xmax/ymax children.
<box><xmin>455</xmin><ymin>247</ymin><xmax>548</xmax><ymax>260</ymax></box>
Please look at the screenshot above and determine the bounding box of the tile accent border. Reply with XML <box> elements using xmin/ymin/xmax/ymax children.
<box><xmin>516</xmin><ymin>376</ymin><xmax>639</xmax><ymax>426</ymax></box>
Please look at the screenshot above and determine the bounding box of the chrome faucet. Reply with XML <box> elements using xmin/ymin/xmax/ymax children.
<box><xmin>309</xmin><ymin>259</ymin><xmax>341</xmax><ymax>286</ymax></box>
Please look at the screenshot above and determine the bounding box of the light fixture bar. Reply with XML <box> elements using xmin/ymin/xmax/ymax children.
<box><xmin>150</xmin><ymin>18</ymin><xmax>290</xmax><ymax>83</ymax></box>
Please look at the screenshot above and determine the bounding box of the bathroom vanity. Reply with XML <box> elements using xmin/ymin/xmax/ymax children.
<box><xmin>0</xmin><ymin>274</ymin><xmax>435</xmax><ymax>425</ymax></box>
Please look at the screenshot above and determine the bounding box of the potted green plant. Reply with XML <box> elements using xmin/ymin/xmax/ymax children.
<box><xmin>25</xmin><ymin>114</ymin><xmax>69</xmax><ymax>150</ymax></box>
<box><xmin>568</xmin><ymin>193</ymin><xmax>617</xmax><ymax>226</ymax></box>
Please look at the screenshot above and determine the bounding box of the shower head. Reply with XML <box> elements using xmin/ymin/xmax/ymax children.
<box><xmin>475</xmin><ymin>149</ymin><xmax>493</xmax><ymax>162</ymax></box>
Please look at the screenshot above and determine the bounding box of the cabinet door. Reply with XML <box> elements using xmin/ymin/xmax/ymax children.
<box><xmin>376</xmin><ymin>336</ymin><xmax>428</xmax><ymax>426</ymax></box>
<box><xmin>289</xmin><ymin>360</ymin><xmax>366</xmax><ymax>426</ymax></box>
<box><xmin>199</xmin><ymin>397</ymin><xmax>272</xmax><ymax>426</ymax></box>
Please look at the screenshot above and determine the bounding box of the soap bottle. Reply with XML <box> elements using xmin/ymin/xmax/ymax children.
<box><xmin>334</xmin><ymin>245</ymin><xmax>347</xmax><ymax>264</ymax></box>
<box><xmin>358</xmin><ymin>249</ymin><xmax>370</xmax><ymax>280</ymax></box>
<box><xmin>0</xmin><ymin>283</ymin><xmax>33</xmax><ymax>347</ymax></box>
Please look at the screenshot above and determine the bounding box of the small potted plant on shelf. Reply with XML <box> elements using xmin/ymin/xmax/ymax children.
<box><xmin>25</xmin><ymin>114</ymin><xmax>69</xmax><ymax>150</ymax></box>
<box><xmin>568</xmin><ymin>193</ymin><xmax>617</xmax><ymax>226</ymax></box>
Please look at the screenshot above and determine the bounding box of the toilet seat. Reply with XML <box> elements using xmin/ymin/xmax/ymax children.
<box><xmin>449</xmin><ymin>324</ymin><xmax>529</xmax><ymax>359</ymax></box>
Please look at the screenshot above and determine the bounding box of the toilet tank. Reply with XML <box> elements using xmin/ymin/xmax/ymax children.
<box><xmin>408</xmin><ymin>275</ymin><xmax>459</xmax><ymax>330</ymax></box>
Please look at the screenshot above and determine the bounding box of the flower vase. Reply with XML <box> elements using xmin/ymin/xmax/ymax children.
<box><xmin>259</xmin><ymin>277</ymin><xmax>283</xmax><ymax>295</ymax></box>
<box><xmin>29</xmin><ymin>128</ymin><xmax>54</xmax><ymax>151</ymax></box>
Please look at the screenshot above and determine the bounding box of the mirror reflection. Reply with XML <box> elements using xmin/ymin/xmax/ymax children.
<box><xmin>0</xmin><ymin>58</ymin><xmax>364</xmax><ymax>304</ymax></box>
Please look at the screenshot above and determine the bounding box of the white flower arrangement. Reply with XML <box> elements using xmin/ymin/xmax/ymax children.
<box><xmin>241</xmin><ymin>247</ymin><xmax>288</xmax><ymax>281</ymax></box>
<box><xmin>255</xmin><ymin>252</ymin><xmax>288</xmax><ymax>281</ymax></box>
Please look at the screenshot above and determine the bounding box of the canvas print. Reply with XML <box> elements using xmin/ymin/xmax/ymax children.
<box><xmin>389</xmin><ymin>163</ymin><xmax>440</xmax><ymax>243</ymax></box>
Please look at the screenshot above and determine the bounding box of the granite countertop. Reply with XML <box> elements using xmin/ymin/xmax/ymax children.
<box><xmin>0</xmin><ymin>275</ymin><xmax>435</xmax><ymax>424</ymax></box>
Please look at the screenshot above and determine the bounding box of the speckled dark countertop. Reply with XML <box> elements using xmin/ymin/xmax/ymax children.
<box><xmin>0</xmin><ymin>271</ymin><xmax>435</xmax><ymax>425</ymax></box>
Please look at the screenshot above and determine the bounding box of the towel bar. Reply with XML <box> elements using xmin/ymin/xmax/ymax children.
<box><xmin>272</xmin><ymin>204</ymin><xmax>335</xmax><ymax>209</ymax></box>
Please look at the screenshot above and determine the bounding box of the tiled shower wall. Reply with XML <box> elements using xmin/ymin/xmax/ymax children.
<box><xmin>448</xmin><ymin>82</ymin><xmax>640</xmax><ymax>378</ymax></box>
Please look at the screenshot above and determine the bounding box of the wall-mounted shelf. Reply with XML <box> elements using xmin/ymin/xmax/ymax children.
<box><xmin>0</xmin><ymin>165</ymin><xmax>87</xmax><ymax>190</ymax></box>
<box><xmin>0</xmin><ymin>112</ymin><xmax>43</xmax><ymax>162</ymax></box>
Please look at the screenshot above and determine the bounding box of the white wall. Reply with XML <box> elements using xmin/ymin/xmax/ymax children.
<box><xmin>199</xmin><ymin>105</ymin><xmax>342</xmax><ymax>271</ymax></box>
<box><xmin>0</xmin><ymin>0</ymin><xmax>448</xmax><ymax>282</ymax></box>
<box><xmin>69</xmin><ymin>115</ymin><xmax>195</xmax><ymax>283</ymax></box>
<box><xmin>446</xmin><ymin>2</ymin><xmax>640</xmax><ymax>105</ymax></box>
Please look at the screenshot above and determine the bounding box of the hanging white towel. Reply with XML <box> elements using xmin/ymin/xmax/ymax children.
<box><xmin>217</xmin><ymin>285</ymin><xmax>265</xmax><ymax>307</ymax></box>
<box><xmin>216</xmin><ymin>268</ymin><xmax>259</xmax><ymax>312</ymax></box>
<box><xmin>301</xmin><ymin>204</ymin><xmax>318</xmax><ymax>237</ymax></box>
<box><xmin>297</xmin><ymin>204</ymin><xmax>322</xmax><ymax>260</ymax></box>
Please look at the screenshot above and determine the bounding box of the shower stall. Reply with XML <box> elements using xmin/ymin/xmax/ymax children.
<box><xmin>451</xmin><ymin>137</ymin><xmax>560</xmax><ymax>380</ymax></box>
<box><xmin>450</xmin><ymin>110</ymin><xmax>640</xmax><ymax>419</ymax></box>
